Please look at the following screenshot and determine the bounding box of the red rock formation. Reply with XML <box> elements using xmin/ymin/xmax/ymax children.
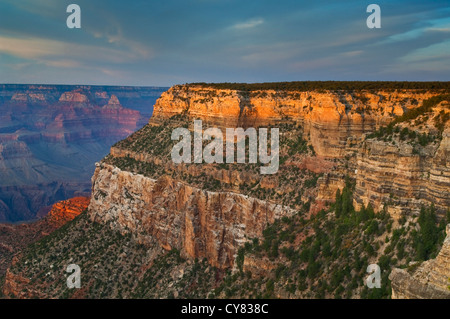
<box><xmin>47</xmin><ymin>196</ymin><xmax>90</xmax><ymax>227</ymax></box>
<box><xmin>104</xmin><ymin>94</ymin><xmax>122</xmax><ymax>109</ymax></box>
<box><xmin>149</xmin><ymin>85</ymin><xmax>450</xmax><ymax>216</ymax></box>
<box><xmin>58</xmin><ymin>90</ymin><xmax>90</xmax><ymax>104</ymax></box>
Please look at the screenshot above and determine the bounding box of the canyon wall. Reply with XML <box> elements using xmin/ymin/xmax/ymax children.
<box><xmin>2</xmin><ymin>83</ymin><xmax>449</xmax><ymax>299</ymax></box>
<box><xmin>152</xmin><ymin>85</ymin><xmax>436</xmax><ymax>157</ymax></box>
<box><xmin>390</xmin><ymin>224</ymin><xmax>450</xmax><ymax>299</ymax></box>
<box><xmin>88</xmin><ymin>84</ymin><xmax>449</xmax><ymax>269</ymax></box>
<box><xmin>151</xmin><ymin>85</ymin><xmax>449</xmax><ymax>217</ymax></box>
<box><xmin>354</xmin><ymin>124</ymin><xmax>450</xmax><ymax>218</ymax></box>
<box><xmin>89</xmin><ymin>163</ymin><xmax>295</xmax><ymax>268</ymax></box>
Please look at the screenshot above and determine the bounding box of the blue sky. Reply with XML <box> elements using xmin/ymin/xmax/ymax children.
<box><xmin>0</xmin><ymin>0</ymin><xmax>449</xmax><ymax>86</ymax></box>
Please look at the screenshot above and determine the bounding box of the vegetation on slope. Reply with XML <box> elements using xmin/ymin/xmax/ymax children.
<box><xmin>3</xmin><ymin>211</ymin><xmax>220</xmax><ymax>299</ymax></box>
<box><xmin>212</xmin><ymin>180</ymin><xmax>448</xmax><ymax>299</ymax></box>
<box><xmin>391</xmin><ymin>94</ymin><xmax>450</xmax><ymax>126</ymax></box>
<box><xmin>366</xmin><ymin>94</ymin><xmax>450</xmax><ymax>155</ymax></box>
<box><xmin>107</xmin><ymin>117</ymin><xmax>319</xmax><ymax>208</ymax></box>
<box><xmin>4</xmin><ymin>181</ymin><xmax>447</xmax><ymax>299</ymax></box>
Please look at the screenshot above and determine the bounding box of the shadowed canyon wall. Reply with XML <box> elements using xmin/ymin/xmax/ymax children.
<box><xmin>0</xmin><ymin>85</ymin><xmax>167</xmax><ymax>222</ymax></box>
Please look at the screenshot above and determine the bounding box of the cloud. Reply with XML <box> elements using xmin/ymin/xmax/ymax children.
<box><xmin>44</xmin><ymin>59</ymin><xmax>83</xmax><ymax>68</ymax></box>
<box><xmin>1</xmin><ymin>0</ymin><xmax>450</xmax><ymax>85</ymax></box>
<box><xmin>85</xmin><ymin>27</ymin><xmax>152</xmax><ymax>60</ymax></box>
<box><xmin>400</xmin><ymin>40</ymin><xmax>450</xmax><ymax>65</ymax></box>
<box><xmin>0</xmin><ymin>35</ymin><xmax>153</xmax><ymax>64</ymax></box>
<box><xmin>231</xmin><ymin>18</ymin><xmax>264</xmax><ymax>30</ymax></box>
<box><xmin>1</xmin><ymin>0</ymin><xmax>61</xmax><ymax>17</ymax></box>
<box><xmin>0</xmin><ymin>36</ymin><xmax>63</xmax><ymax>59</ymax></box>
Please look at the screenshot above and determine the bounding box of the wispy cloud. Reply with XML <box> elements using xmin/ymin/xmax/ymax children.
<box><xmin>0</xmin><ymin>35</ymin><xmax>153</xmax><ymax>64</ymax></box>
<box><xmin>0</xmin><ymin>0</ymin><xmax>449</xmax><ymax>85</ymax></box>
<box><xmin>231</xmin><ymin>18</ymin><xmax>264</xmax><ymax>30</ymax></box>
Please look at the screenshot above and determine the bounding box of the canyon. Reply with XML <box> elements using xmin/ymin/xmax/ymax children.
<box><xmin>0</xmin><ymin>84</ymin><xmax>167</xmax><ymax>222</ymax></box>
<box><xmin>1</xmin><ymin>82</ymin><xmax>449</xmax><ymax>299</ymax></box>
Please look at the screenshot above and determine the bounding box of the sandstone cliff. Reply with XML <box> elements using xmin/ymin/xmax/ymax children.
<box><xmin>353</xmin><ymin>101</ymin><xmax>450</xmax><ymax>218</ymax></box>
<box><xmin>152</xmin><ymin>85</ymin><xmax>437</xmax><ymax>157</ymax></box>
<box><xmin>150</xmin><ymin>85</ymin><xmax>449</xmax><ymax>217</ymax></box>
<box><xmin>47</xmin><ymin>196</ymin><xmax>90</xmax><ymax>227</ymax></box>
<box><xmin>390</xmin><ymin>224</ymin><xmax>450</xmax><ymax>299</ymax></box>
<box><xmin>90</xmin><ymin>83</ymin><xmax>449</xmax><ymax>272</ymax></box>
<box><xmin>89</xmin><ymin>163</ymin><xmax>295</xmax><ymax>268</ymax></box>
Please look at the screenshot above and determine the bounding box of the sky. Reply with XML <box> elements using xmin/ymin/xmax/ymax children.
<box><xmin>0</xmin><ymin>0</ymin><xmax>449</xmax><ymax>86</ymax></box>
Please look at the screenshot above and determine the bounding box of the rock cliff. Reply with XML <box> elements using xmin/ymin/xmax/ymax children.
<box><xmin>47</xmin><ymin>196</ymin><xmax>90</xmax><ymax>227</ymax></box>
<box><xmin>353</xmin><ymin>100</ymin><xmax>450</xmax><ymax>218</ymax></box>
<box><xmin>152</xmin><ymin>85</ymin><xmax>437</xmax><ymax>157</ymax></box>
<box><xmin>91</xmin><ymin>83</ymin><xmax>449</xmax><ymax>269</ymax></box>
<box><xmin>150</xmin><ymin>85</ymin><xmax>450</xmax><ymax>217</ymax></box>
<box><xmin>390</xmin><ymin>224</ymin><xmax>450</xmax><ymax>299</ymax></box>
<box><xmin>89</xmin><ymin>163</ymin><xmax>295</xmax><ymax>268</ymax></box>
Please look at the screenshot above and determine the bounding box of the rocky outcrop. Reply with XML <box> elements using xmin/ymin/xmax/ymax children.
<box><xmin>59</xmin><ymin>90</ymin><xmax>90</xmax><ymax>104</ymax></box>
<box><xmin>150</xmin><ymin>85</ymin><xmax>449</xmax><ymax>217</ymax></box>
<box><xmin>88</xmin><ymin>163</ymin><xmax>295</xmax><ymax>268</ymax></box>
<box><xmin>11</xmin><ymin>93</ymin><xmax>48</xmax><ymax>103</ymax></box>
<box><xmin>390</xmin><ymin>224</ymin><xmax>450</xmax><ymax>299</ymax></box>
<box><xmin>47</xmin><ymin>196</ymin><xmax>90</xmax><ymax>227</ymax></box>
<box><xmin>85</xmin><ymin>90</ymin><xmax>449</xmax><ymax>281</ymax></box>
<box><xmin>104</xmin><ymin>94</ymin><xmax>122</xmax><ymax>109</ymax></box>
<box><xmin>353</xmin><ymin>110</ymin><xmax>450</xmax><ymax>218</ymax></box>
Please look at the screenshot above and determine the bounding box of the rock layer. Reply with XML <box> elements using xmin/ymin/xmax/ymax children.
<box><xmin>390</xmin><ymin>224</ymin><xmax>450</xmax><ymax>299</ymax></box>
<box><xmin>47</xmin><ymin>196</ymin><xmax>90</xmax><ymax>227</ymax></box>
<box><xmin>151</xmin><ymin>85</ymin><xmax>449</xmax><ymax>217</ymax></box>
<box><xmin>88</xmin><ymin>163</ymin><xmax>295</xmax><ymax>268</ymax></box>
<box><xmin>92</xmin><ymin>84</ymin><xmax>450</xmax><ymax>268</ymax></box>
<box><xmin>354</xmin><ymin>126</ymin><xmax>450</xmax><ymax>218</ymax></box>
<box><xmin>152</xmin><ymin>85</ymin><xmax>437</xmax><ymax>157</ymax></box>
